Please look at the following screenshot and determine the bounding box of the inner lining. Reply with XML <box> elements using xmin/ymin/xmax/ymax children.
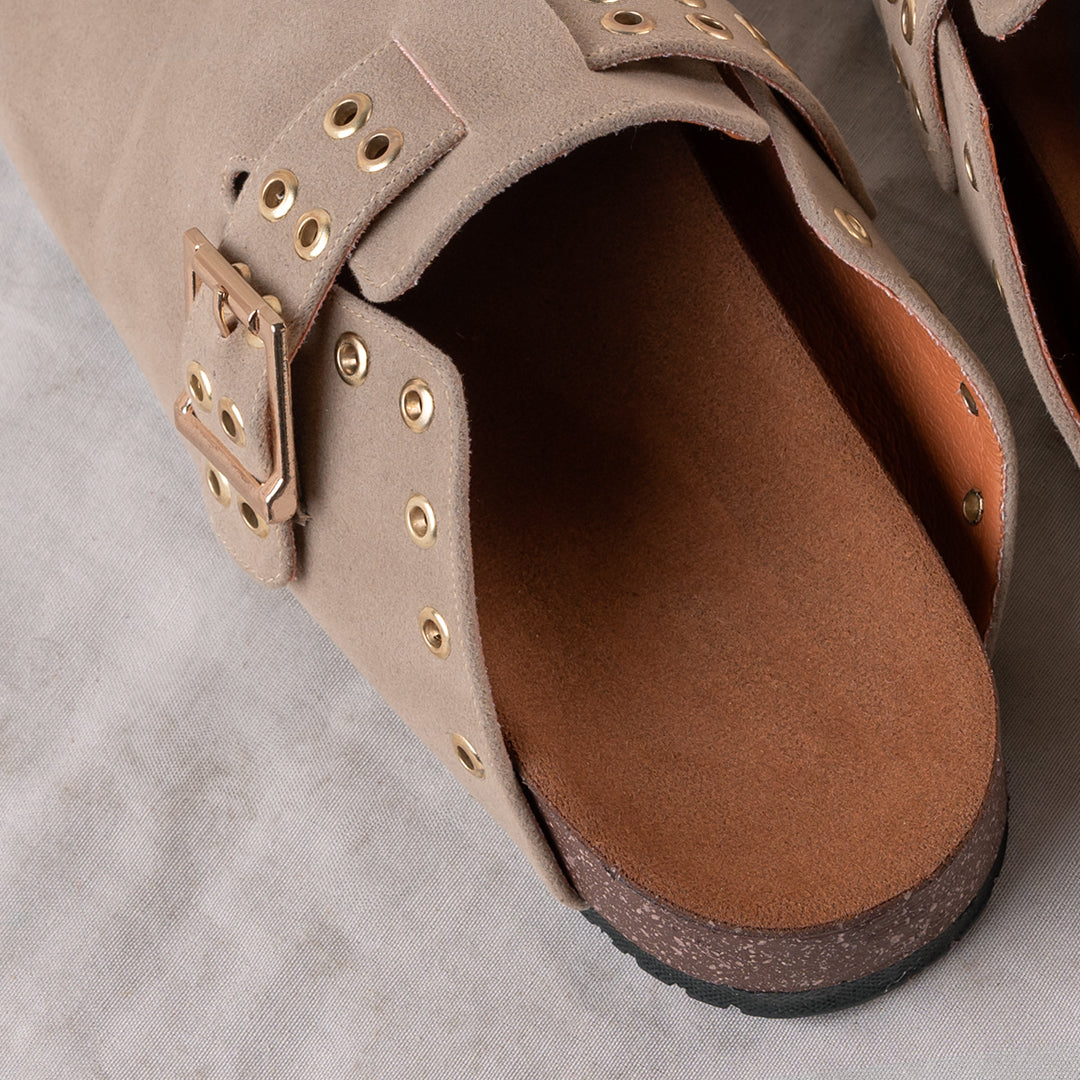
<box><xmin>388</xmin><ymin>125</ymin><xmax>998</xmax><ymax>929</ymax></box>
<box><xmin>958</xmin><ymin>0</ymin><xmax>1080</xmax><ymax>410</ymax></box>
<box><xmin>686</xmin><ymin>126</ymin><xmax>1003</xmax><ymax>634</ymax></box>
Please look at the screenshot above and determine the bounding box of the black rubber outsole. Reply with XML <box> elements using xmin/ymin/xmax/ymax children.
<box><xmin>582</xmin><ymin>828</ymin><xmax>1007</xmax><ymax>1018</ymax></box>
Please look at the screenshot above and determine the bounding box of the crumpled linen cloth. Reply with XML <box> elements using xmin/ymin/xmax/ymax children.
<box><xmin>2</xmin><ymin>2</ymin><xmax>1079</xmax><ymax>1077</ymax></box>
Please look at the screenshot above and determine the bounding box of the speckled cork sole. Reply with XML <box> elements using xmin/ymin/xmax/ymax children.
<box><xmin>582</xmin><ymin>825</ymin><xmax>1006</xmax><ymax>1018</ymax></box>
<box><xmin>535</xmin><ymin>752</ymin><xmax>1006</xmax><ymax>1002</ymax></box>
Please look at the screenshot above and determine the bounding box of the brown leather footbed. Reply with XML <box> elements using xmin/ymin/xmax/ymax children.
<box><xmin>958</xmin><ymin>0</ymin><xmax>1080</xmax><ymax>409</ymax></box>
<box><xmin>390</xmin><ymin>126</ymin><xmax>998</xmax><ymax>931</ymax></box>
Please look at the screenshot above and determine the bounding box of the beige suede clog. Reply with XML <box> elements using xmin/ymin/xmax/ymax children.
<box><xmin>0</xmin><ymin>0</ymin><xmax>1015</xmax><ymax>1015</ymax></box>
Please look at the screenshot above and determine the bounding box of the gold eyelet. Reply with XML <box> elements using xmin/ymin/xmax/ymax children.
<box><xmin>901</xmin><ymin>0</ymin><xmax>915</xmax><ymax>44</ymax></box>
<box><xmin>357</xmin><ymin>128</ymin><xmax>404</xmax><ymax>173</ymax></box>
<box><xmin>186</xmin><ymin>362</ymin><xmax>213</xmax><ymax>411</ymax></box>
<box><xmin>834</xmin><ymin>207</ymin><xmax>872</xmax><ymax>247</ymax></box>
<box><xmin>405</xmin><ymin>494</ymin><xmax>437</xmax><ymax>549</ymax></box>
<box><xmin>601</xmin><ymin>9</ymin><xmax>655</xmax><ymax>34</ymax></box>
<box><xmin>675</xmin><ymin>0</ymin><xmax>705</xmax><ymax>6</ymax></box>
<box><xmin>685</xmin><ymin>12</ymin><xmax>732</xmax><ymax>38</ymax></box>
<box><xmin>239</xmin><ymin>500</ymin><xmax>269</xmax><ymax>538</ymax></box>
<box><xmin>992</xmin><ymin>260</ymin><xmax>1005</xmax><ymax>301</ymax></box>
<box><xmin>294</xmin><ymin>209</ymin><xmax>331</xmax><ymax>261</ymax></box>
<box><xmin>334</xmin><ymin>332</ymin><xmax>369</xmax><ymax>386</ymax></box>
<box><xmin>419</xmin><ymin>607</ymin><xmax>451</xmax><ymax>659</ymax></box>
<box><xmin>891</xmin><ymin>46</ymin><xmax>907</xmax><ymax>86</ymax></box>
<box><xmin>258</xmin><ymin>169</ymin><xmax>298</xmax><ymax>222</ymax></box>
<box><xmin>400</xmin><ymin>378</ymin><xmax>434</xmax><ymax>433</ymax></box>
<box><xmin>219</xmin><ymin>397</ymin><xmax>245</xmax><ymax>446</ymax></box>
<box><xmin>245</xmin><ymin>294</ymin><xmax>283</xmax><ymax>349</ymax></box>
<box><xmin>963</xmin><ymin>142</ymin><xmax>977</xmax><ymax>190</ymax></box>
<box><xmin>959</xmin><ymin>383</ymin><xmax>979</xmax><ymax>416</ymax></box>
<box><xmin>322</xmin><ymin>93</ymin><xmax>372</xmax><ymax>140</ymax></box>
<box><xmin>963</xmin><ymin>489</ymin><xmax>984</xmax><ymax>526</ymax></box>
<box><xmin>451</xmin><ymin>734</ymin><xmax>485</xmax><ymax>779</ymax></box>
<box><xmin>733</xmin><ymin>11</ymin><xmax>769</xmax><ymax>46</ymax></box>
<box><xmin>205</xmin><ymin>463</ymin><xmax>232</xmax><ymax>507</ymax></box>
<box><xmin>911</xmin><ymin>88</ymin><xmax>927</xmax><ymax>130</ymax></box>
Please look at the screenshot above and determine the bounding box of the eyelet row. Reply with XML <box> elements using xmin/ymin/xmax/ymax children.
<box><xmin>254</xmin><ymin>91</ymin><xmax>405</xmax><ymax>262</ymax></box>
<box><xmin>327</xmin><ymin>331</ymin><xmax>482</xmax><ymax>777</ymax></box>
<box><xmin>590</xmin><ymin>1</ymin><xmax>796</xmax><ymax>73</ymax></box>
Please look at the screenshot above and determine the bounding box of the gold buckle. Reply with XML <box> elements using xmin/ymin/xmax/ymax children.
<box><xmin>173</xmin><ymin>228</ymin><xmax>298</xmax><ymax>525</ymax></box>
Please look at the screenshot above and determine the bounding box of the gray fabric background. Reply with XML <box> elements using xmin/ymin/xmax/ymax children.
<box><xmin>2</xmin><ymin>2</ymin><xmax>1079</xmax><ymax>1076</ymax></box>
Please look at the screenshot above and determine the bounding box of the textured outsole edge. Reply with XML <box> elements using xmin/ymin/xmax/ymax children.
<box><xmin>582</xmin><ymin>826</ymin><xmax>1008</xmax><ymax>1018</ymax></box>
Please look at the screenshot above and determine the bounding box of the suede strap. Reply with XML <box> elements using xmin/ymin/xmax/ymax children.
<box><xmin>177</xmin><ymin>42</ymin><xmax>466</xmax><ymax>586</ymax></box>
<box><xmin>969</xmin><ymin>0</ymin><xmax>1049</xmax><ymax>37</ymax></box>
<box><xmin>545</xmin><ymin>0</ymin><xmax>871</xmax><ymax>212</ymax></box>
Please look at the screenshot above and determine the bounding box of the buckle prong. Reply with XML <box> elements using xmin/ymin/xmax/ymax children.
<box><xmin>215</xmin><ymin>286</ymin><xmax>238</xmax><ymax>337</ymax></box>
<box><xmin>174</xmin><ymin>228</ymin><xmax>298</xmax><ymax>525</ymax></box>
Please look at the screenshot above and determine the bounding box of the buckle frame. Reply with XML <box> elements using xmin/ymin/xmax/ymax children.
<box><xmin>173</xmin><ymin>228</ymin><xmax>298</xmax><ymax>525</ymax></box>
